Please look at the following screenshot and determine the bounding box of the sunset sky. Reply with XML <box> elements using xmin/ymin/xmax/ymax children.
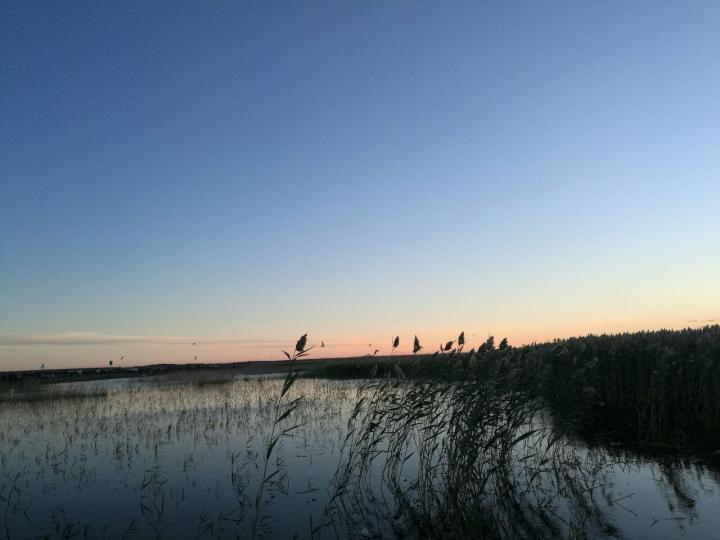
<box><xmin>2</xmin><ymin>1</ymin><xmax>720</xmax><ymax>371</ymax></box>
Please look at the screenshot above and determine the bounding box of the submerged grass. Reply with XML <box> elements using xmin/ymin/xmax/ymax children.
<box><xmin>0</xmin><ymin>371</ymin><xmax>356</xmax><ymax>539</ymax></box>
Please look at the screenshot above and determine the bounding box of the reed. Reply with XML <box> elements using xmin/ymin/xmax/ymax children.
<box><xmin>310</xmin><ymin>325</ymin><xmax>720</xmax><ymax>448</ymax></box>
<box><xmin>251</xmin><ymin>334</ymin><xmax>312</xmax><ymax>538</ymax></box>
<box><xmin>318</xmin><ymin>357</ymin><xmax>618</xmax><ymax>539</ymax></box>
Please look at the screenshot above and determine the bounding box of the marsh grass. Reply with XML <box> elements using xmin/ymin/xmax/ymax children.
<box><xmin>316</xmin><ymin>355</ymin><xmax>620</xmax><ymax>539</ymax></box>
<box><xmin>532</xmin><ymin>326</ymin><xmax>720</xmax><ymax>448</ymax></box>
<box><xmin>2</xmin><ymin>326</ymin><xmax>720</xmax><ymax>538</ymax></box>
<box><xmin>306</xmin><ymin>326</ymin><xmax>720</xmax><ymax>537</ymax></box>
<box><xmin>311</xmin><ymin>326</ymin><xmax>720</xmax><ymax>448</ymax></box>
<box><xmin>0</xmin><ymin>382</ymin><xmax>109</xmax><ymax>404</ymax></box>
<box><xmin>0</xmin><ymin>372</ymin><xmax>360</xmax><ymax>539</ymax></box>
<box><xmin>251</xmin><ymin>334</ymin><xmax>313</xmax><ymax>538</ymax></box>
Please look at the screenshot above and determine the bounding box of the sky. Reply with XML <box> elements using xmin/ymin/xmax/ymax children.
<box><xmin>2</xmin><ymin>1</ymin><xmax>720</xmax><ymax>371</ymax></box>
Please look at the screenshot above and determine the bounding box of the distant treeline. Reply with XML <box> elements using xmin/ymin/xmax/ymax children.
<box><xmin>311</xmin><ymin>325</ymin><xmax>720</xmax><ymax>448</ymax></box>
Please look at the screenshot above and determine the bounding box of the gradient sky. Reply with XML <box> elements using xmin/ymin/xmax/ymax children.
<box><xmin>2</xmin><ymin>1</ymin><xmax>720</xmax><ymax>371</ymax></box>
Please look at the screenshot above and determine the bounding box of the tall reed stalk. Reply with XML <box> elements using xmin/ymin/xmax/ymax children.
<box><xmin>250</xmin><ymin>334</ymin><xmax>313</xmax><ymax>538</ymax></box>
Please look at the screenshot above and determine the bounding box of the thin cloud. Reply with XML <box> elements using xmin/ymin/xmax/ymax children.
<box><xmin>0</xmin><ymin>332</ymin><xmax>361</xmax><ymax>348</ymax></box>
<box><xmin>0</xmin><ymin>332</ymin><xmax>288</xmax><ymax>347</ymax></box>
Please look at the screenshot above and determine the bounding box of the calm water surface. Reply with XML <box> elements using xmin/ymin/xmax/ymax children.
<box><xmin>1</xmin><ymin>375</ymin><xmax>719</xmax><ymax>539</ymax></box>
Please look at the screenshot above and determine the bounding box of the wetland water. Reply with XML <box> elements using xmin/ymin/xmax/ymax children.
<box><xmin>1</xmin><ymin>374</ymin><xmax>719</xmax><ymax>539</ymax></box>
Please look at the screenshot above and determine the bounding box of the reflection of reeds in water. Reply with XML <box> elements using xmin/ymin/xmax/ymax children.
<box><xmin>0</xmin><ymin>370</ymin><xmax>356</xmax><ymax>539</ymax></box>
<box><xmin>3</xmin><ymin>326</ymin><xmax>720</xmax><ymax>538</ymax></box>
<box><xmin>0</xmin><ymin>373</ymin><xmax>717</xmax><ymax>539</ymax></box>
<box><xmin>309</xmin><ymin>327</ymin><xmax>720</xmax><ymax>537</ymax></box>
<box><xmin>318</xmin><ymin>358</ymin><xmax>621</xmax><ymax>539</ymax></box>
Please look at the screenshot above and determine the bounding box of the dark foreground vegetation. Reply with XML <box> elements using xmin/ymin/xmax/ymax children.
<box><xmin>321</xmin><ymin>364</ymin><xmax>616</xmax><ymax>538</ymax></box>
<box><xmin>307</xmin><ymin>326</ymin><xmax>720</xmax><ymax>538</ymax></box>
<box><xmin>4</xmin><ymin>326</ymin><xmax>718</xmax><ymax>449</ymax></box>
<box><xmin>311</xmin><ymin>325</ymin><xmax>720</xmax><ymax>449</ymax></box>
<box><xmin>2</xmin><ymin>327</ymin><xmax>720</xmax><ymax>539</ymax></box>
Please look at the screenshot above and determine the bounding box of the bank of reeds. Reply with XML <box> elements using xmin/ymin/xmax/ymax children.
<box><xmin>317</xmin><ymin>359</ymin><xmax>618</xmax><ymax>539</ymax></box>
<box><xmin>310</xmin><ymin>325</ymin><xmax>720</xmax><ymax>448</ymax></box>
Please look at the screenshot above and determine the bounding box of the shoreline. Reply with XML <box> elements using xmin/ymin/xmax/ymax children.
<box><xmin>0</xmin><ymin>353</ymin><xmax>421</xmax><ymax>384</ymax></box>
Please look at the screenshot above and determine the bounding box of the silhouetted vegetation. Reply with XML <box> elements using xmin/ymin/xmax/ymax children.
<box><xmin>2</xmin><ymin>328</ymin><xmax>720</xmax><ymax>538</ymax></box>
<box><xmin>310</xmin><ymin>325</ymin><xmax>720</xmax><ymax>449</ymax></box>
<box><xmin>319</xmin><ymin>367</ymin><xmax>618</xmax><ymax>539</ymax></box>
<box><xmin>306</xmin><ymin>326</ymin><xmax>720</xmax><ymax>538</ymax></box>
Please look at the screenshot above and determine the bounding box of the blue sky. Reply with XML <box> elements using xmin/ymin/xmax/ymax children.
<box><xmin>2</xmin><ymin>1</ymin><xmax>720</xmax><ymax>370</ymax></box>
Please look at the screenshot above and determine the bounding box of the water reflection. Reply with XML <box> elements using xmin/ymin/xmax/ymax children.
<box><xmin>0</xmin><ymin>375</ymin><xmax>718</xmax><ymax>538</ymax></box>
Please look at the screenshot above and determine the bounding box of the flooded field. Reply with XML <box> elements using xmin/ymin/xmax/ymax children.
<box><xmin>1</xmin><ymin>374</ymin><xmax>719</xmax><ymax>539</ymax></box>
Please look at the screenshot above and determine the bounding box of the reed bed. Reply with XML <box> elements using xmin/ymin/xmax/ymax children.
<box><xmin>2</xmin><ymin>329</ymin><xmax>720</xmax><ymax>538</ymax></box>
<box><xmin>311</xmin><ymin>326</ymin><xmax>720</xmax><ymax>448</ymax></box>
<box><xmin>0</xmin><ymin>375</ymin><xmax>354</xmax><ymax>539</ymax></box>
<box><xmin>317</xmin><ymin>363</ymin><xmax>619</xmax><ymax>539</ymax></box>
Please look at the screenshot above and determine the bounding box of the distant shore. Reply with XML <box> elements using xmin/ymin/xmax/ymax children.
<box><xmin>0</xmin><ymin>354</ymin><xmax>419</xmax><ymax>383</ymax></box>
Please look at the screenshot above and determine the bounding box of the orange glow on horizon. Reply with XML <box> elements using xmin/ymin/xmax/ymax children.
<box><xmin>2</xmin><ymin>317</ymin><xmax>718</xmax><ymax>372</ymax></box>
